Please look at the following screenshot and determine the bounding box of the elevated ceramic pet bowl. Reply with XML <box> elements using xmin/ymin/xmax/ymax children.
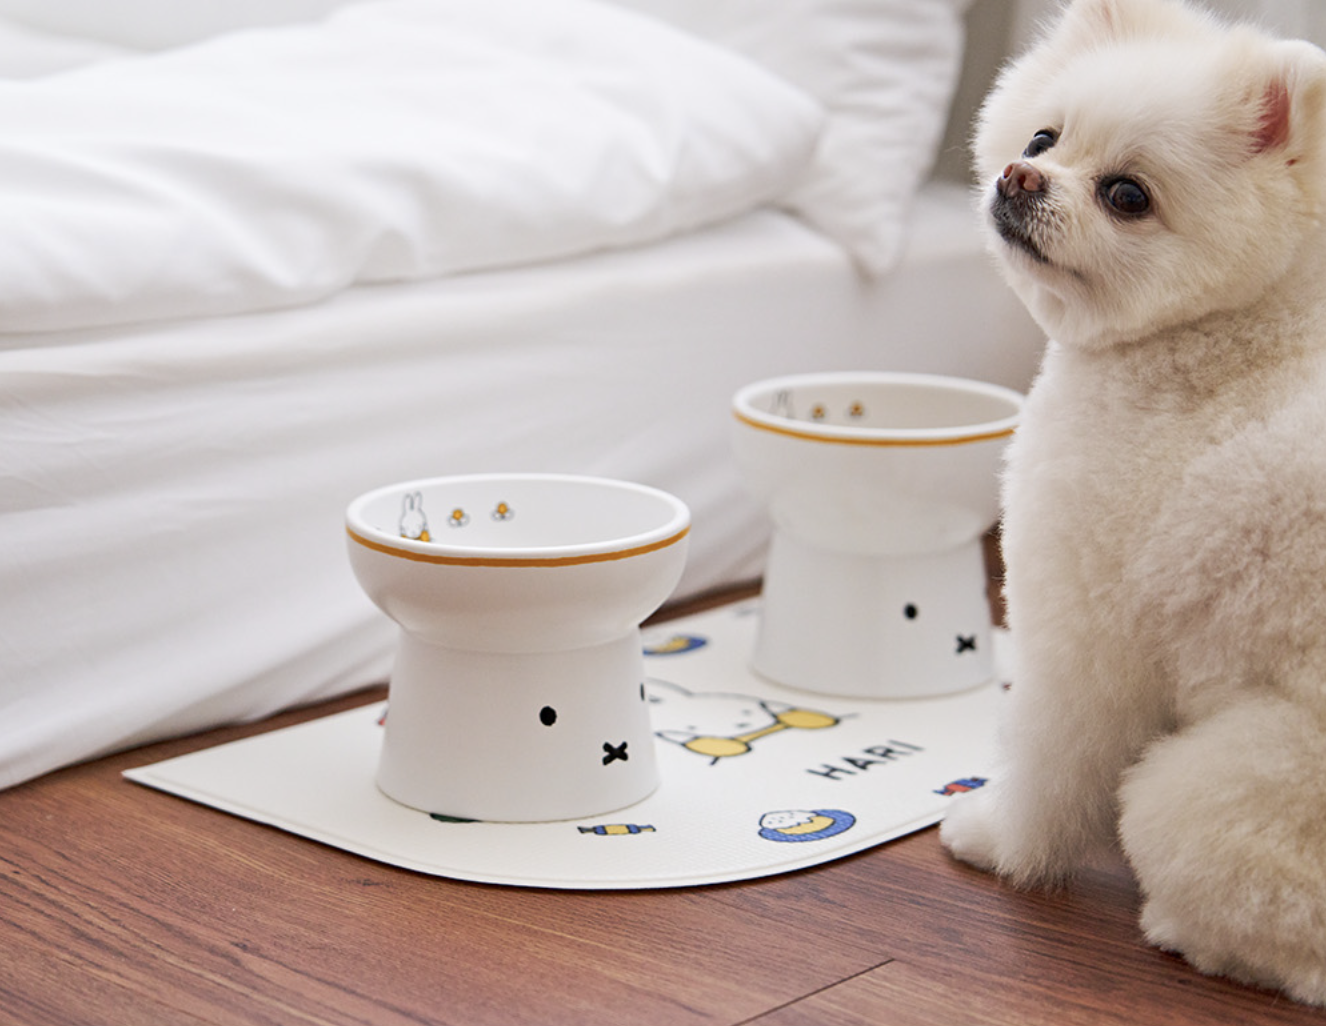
<box><xmin>733</xmin><ymin>372</ymin><xmax>1022</xmax><ymax>699</ymax></box>
<box><xmin>346</xmin><ymin>473</ymin><xmax>689</xmax><ymax>821</ymax></box>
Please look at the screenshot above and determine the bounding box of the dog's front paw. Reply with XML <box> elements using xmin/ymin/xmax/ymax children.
<box><xmin>939</xmin><ymin>783</ymin><xmax>1084</xmax><ymax>886</ymax></box>
<box><xmin>939</xmin><ymin>789</ymin><xmax>1001</xmax><ymax>873</ymax></box>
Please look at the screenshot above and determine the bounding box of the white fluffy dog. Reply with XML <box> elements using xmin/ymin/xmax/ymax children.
<box><xmin>939</xmin><ymin>0</ymin><xmax>1326</xmax><ymax>1004</ymax></box>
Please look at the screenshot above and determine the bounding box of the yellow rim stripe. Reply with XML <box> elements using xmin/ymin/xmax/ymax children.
<box><xmin>733</xmin><ymin>409</ymin><xmax>1015</xmax><ymax>447</ymax></box>
<box><xmin>347</xmin><ymin>525</ymin><xmax>689</xmax><ymax>568</ymax></box>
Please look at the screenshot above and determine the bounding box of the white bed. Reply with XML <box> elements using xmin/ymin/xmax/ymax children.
<box><xmin>0</xmin><ymin>0</ymin><xmax>1042</xmax><ymax>788</ymax></box>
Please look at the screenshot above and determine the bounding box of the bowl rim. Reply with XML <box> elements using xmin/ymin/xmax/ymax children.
<box><xmin>345</xmin><ymin>472</ymin><xmax>690</xmax><ymax>567</ymax></box>
<box><xmin>732</xmin><ymin>371</ymin><xmax>1023</xmax><ymax>447</ymax></box>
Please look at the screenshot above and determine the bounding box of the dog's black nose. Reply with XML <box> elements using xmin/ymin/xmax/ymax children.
<box><xmin>998</xmin><ymin>160</ymin><xmax>1045</xmax><ymax>198</ymax></box>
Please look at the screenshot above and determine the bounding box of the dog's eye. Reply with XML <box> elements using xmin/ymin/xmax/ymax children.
<box><xmin>1102</xmin><ymin>178</ymin><xmax>1151</xmax><ymax>216</ymax></box>
<box><xmin>1022</xmin><ymin>130</ymin><xmax>1057</xmax><ymax>158</ymax></box>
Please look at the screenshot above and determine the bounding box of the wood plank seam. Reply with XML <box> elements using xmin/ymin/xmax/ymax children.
<box><xmin>732</xmin><ymin>958</ymin><xmax>896</xmax><ymax>1026</ymax></box>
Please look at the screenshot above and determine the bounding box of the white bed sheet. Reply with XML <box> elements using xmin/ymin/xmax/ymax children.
<box><xmin>0</xmin><ymin>182</ymin><xmax>1042</xmax><ymax>789</ymax></box>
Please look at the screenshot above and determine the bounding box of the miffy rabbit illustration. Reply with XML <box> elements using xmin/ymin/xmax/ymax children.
<box><xmin>398</xmin><ymin>492</ymin><xmax>430</xmax><ymax>542</ymax></box>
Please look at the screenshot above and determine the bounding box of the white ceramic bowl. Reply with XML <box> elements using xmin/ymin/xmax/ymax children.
<box><xmin>346</xmin><ymin>473</ymin><xmax>689</xmax><ymax>821</ymax></box>
<box><xmin>733</xmin><ymin>372</ymin><xmax>1022</xmax><ymax>699</ymax></box>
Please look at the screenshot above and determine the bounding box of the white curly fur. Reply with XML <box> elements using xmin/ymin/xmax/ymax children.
<box><xmin>939</xmin><ymin>0</ymin><xmax>1326</xmax><ymax>1004</ymax></box>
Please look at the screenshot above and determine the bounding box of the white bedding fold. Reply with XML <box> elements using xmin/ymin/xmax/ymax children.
<box><xmin>0</xmin><ymin>0</ymin><xmax>822</xmax><ymax>335</ymax></box>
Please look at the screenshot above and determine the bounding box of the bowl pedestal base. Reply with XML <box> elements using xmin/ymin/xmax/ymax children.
<box><xmin>377</xmin><ymin>630</ymin><xmax>660</xmax><ymax>822</ymax></box>
<box><xmin>753</xmin><ymin>533</ymin><xmax>994</xmax><ymax>700</ymax></box>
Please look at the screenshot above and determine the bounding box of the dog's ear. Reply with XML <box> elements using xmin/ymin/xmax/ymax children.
<box><xmin>1252</xmin><ymin>42</ymin><xmax>1326</xmax><ymax>158</ymax></box>
<box><xmin>1236</xmin><ymin>40</ymin><xmax>1326</xmax><ymax>216</ymax></box>
<box><xmin>1052</xmin><ymin>0</ymin><xmax>1211</xmax><ymax>51</ymax></box>
<box><xmin>1060</xmin><ymin>0</ymin><xmax>1128</xmax><ymax>38</ymax></box>
<box><xmin>1255</xmin><ymin>77</ymin><xmax>1292</xmax><ymax>154</ymax></box>
<box><xmin>1047</xmin><ymin>0</ymin><xmax>1124</xmax><ymax>55</ymax></box>
<box><xmin>1055</xmin><ymin>0</ymin><xmax>1155</xmax><ymax>42</ymax></box>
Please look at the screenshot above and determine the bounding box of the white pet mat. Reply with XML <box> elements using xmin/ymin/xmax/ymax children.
<box><xmin>125</xmin><ymin>600</ymin><xmax>1004</xmax><ymax>889</ymax></box>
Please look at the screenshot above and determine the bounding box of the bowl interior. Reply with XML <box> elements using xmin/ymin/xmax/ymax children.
<box><xmin>348</xmin><ymin>474</ymin><xmax>688</xmax><ymax>557</ymax></box>
<box><xmin>736</xmin><ymin>374</ymin><xmax>1021</xmax><ymax>439</ymax></box>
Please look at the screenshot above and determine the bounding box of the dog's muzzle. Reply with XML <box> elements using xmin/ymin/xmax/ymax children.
<box><xmin>991</xmin><ymin>161</ymin><xmax>1050</xmax><ymax>263</ymax></box>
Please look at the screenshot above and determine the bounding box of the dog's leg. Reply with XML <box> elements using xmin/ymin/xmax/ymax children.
<box><xmin>941</xmin><ymin>617</ymin><xmax>1168</xmax><ymax>885</ymax></box>
<box><xmin>1119</xmin><ymin>695</ymin><xmax>1326</xmax><ymax>1005</ymax></box>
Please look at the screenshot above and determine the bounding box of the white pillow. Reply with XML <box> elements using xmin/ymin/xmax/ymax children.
<box><xmin>0</xmin><ymin>16</ymin><xmax>132</xmax><ymax>77</ymax></box>
<box><xmin>0</xmin><ymin>0</ymin><xmax>358</xmax><ymax>50</ymax></box>
<box><xmin>0</xmin><ymin>0</ymin><xmax>823</xmax><ymax>333</ymax></box>
<box><xmin>613</xmin><ymin>0</ymin><xmax>976</xmax><ymax>274</ymax></box>
<box><xmin>0</xmin><ymin>0</ymin><xmax>971</xmax><ymax>274</ymax></box>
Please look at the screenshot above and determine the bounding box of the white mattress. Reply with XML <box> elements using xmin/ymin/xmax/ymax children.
<box><xmin>0</xmin><ymin>182</ymin><xmax>1042</xmax><ymax>789</ymax></box>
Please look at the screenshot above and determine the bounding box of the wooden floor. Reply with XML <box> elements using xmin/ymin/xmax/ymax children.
<box><xmin>4</xmin><ymin>585</ymin><xmax>1326</xmax><ymax>1025</ymax></box>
